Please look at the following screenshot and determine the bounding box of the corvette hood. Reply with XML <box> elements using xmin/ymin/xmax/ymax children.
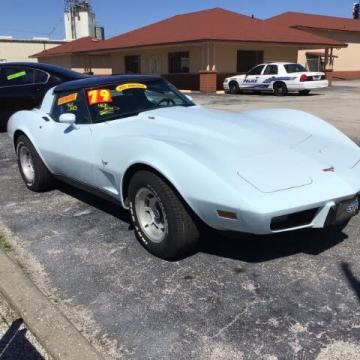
<box><xmin>115</xmin><ymin>106</ymin><xmax>360</xmax><ymax>193</ymax></box>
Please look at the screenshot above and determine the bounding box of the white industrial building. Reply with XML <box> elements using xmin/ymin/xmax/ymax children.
<box><xmin>0</xmin><ymin>0</ymin><xmax>104</xmax><ymax>63</ymax></box>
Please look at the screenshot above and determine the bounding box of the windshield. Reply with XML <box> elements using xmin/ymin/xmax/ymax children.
<box><xmin>87</xmin><ymin>79</ymin><xmax>194</xmax><ymax>123</ymax></box>
<box><xmin>284</xmin><ymin>64</ymin><xmax>307</xmax><ymax>73</ymax></box>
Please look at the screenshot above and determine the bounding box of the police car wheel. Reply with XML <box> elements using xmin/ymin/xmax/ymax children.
<box><xmin>273</xmin><ymin>83</ymin><xmax>288</xmax><ymax>96</ymax></box>
<box><xmin>229</xmin><ymin>82</ymin><xmax>240</xmax><ymax>94</ymax></box>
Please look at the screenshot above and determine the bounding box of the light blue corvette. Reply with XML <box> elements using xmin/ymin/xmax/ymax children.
<box><xmin>7</xmin><ymin>75</ymin><xmax>360</xmax><ymax>259</ymax></box>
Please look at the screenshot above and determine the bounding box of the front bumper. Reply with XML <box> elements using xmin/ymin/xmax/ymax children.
<box><xmin>199</xmin><ymin>193</ymin><xmax>360</xmax><ymax>235</ymax></box>
<box><xmin>223</xmin><ymin>82</ymin><xmax>230</xmax><ymax>91</ymax></box>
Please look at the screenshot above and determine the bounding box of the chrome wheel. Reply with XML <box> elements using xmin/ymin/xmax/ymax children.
<box><xmin>19</xmin><ymin>145</ymin><xmax>35</xmax><ymax>184</ymax></box>
<box><xmin>135</xmin><ymin>187</ymin><xmax>168</xmax><ymax>243</ymax></box>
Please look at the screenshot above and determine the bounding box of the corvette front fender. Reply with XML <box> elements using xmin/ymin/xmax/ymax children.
<box><xmin>99</xmin><ymin>135</ymin><xmax>255</xmax><ymax>228</ymax></box>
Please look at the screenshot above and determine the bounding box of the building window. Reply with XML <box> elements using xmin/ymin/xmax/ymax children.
<box><xmin>125</xmin><ymin>55</ymin><xmax>141</xmax><ymax>74</ymax></box>
<box><xmin>168</xmin><ymin>52</ymin><xmax>190</xmax><ymax>73</ymax></box>
<box><xmin>237</xmin><ymin>50</ymin><xmax>264</xmax><ymax>73</ymax></box>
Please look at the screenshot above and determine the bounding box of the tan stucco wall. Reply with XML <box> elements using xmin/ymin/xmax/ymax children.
<box><xmin>41</xmin><ymin>55</ymin><xmax>72</xmax><ymax>68</ymax></box>
<box><xmin>111</xmin><ymin>44</ymin><xmax>203</xmax><ymax>74</ymax></box>
<box><xmin>71</xmin><ymin>54</ymin><xmax>112</xmax><ymax>75</ymax></box>
<box><xmin>41</xmin><ymin>54</ymin><xmax>112</xmax><ymax>75</ymax></box>
<box><xmin>297</xmin><ymin>28</ymin><xmax>360</xmax><ymax>71</ymax></box>
<box><xmin>214</xmin><ymin>43</ymin><xmax>298</xmax><ymax>72</ymax></box>
<box><xmin>36</xmin><ymin>41</ymin><xmax>306</xmax><ymax>76</ymax></box>
<box><xmin>0</xmin><ymin>40</ymin><xmax>64</xmax><ymax>63</ymax></box>
<box><xmin>110</xmin><ymin>42</ymin><xmax>299</xmax><ymax>74</ymax></box>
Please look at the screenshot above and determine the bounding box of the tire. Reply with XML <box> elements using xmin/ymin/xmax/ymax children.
<box><xmin>299</xmin><ymin>90</ymin><xmax>311</xmax><ymax>96</ymax></box>
<box><xmin>273</xmin><ymin>82</ymin><xmax>288</xmax><ymax>96</ymax></box>
<box><xmin>16</xmin><ymin>135</ymin><xmax>53</xmax><ymax>192</ymax></box>
<box><xmin>229</xmin><ymin>82</ymin><xmax>240</xmax><ymax>95</ymax></box>
<box><xmin>128</xmin><ymin>170</ymin><xmax>199</xmax><ymax>260</ymax></box>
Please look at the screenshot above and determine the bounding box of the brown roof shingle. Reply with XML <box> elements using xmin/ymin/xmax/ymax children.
<box><xmin>92</xmin><ymin>8</ymin><xmax>345</xmax><ymax>51</ymax></box>
<box><xmin>266</xmin><ymin>11</ymin><xmax>360</xmax><ymax>32</ymax></box>
<box><xmin>34</xmin><ymin>8</ymin><xmax>346</xmax><ymax>58</ymax></box>
<box><xmin>31</xmin><ymin>37</ymin><xmax>103</xmax><ymax>58</ymax></box>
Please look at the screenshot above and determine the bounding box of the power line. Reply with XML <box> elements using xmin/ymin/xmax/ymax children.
<box><xmin>47</xmin><ymin>16</ymin><xmax>65</xmax><ymax>37</ymax></box>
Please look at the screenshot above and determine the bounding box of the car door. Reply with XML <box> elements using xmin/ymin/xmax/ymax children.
<box><xmin>240</xmin><ymin>65</ymin><xmax>265</xmax><ymax>90</ymax></box>
<box><xmin>262</xmin><ymin>64</ymin><xmax>279</xmax><ymax>89</ymax></box>
<box><xmin>42</xmin><ymin>90</ymin><xmax>96</xmax><ymax>186</ymax></box>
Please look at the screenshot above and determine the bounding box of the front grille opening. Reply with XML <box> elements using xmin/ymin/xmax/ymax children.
<box><xmin>271</xmin><ymin>208</ymin><xmax>319</xmax><ymax>231</ymax></box>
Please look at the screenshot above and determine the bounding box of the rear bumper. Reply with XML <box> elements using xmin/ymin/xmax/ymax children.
<box><xmin>288</xmin><ymin>80</ymin><xmax>329</xmax><ymax>91</ymax></box>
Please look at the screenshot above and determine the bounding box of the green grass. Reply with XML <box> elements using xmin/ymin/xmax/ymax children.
<box><xmin>0</xmin><ymin>233</ymin><xmax>12</xmax><ymax>252</ymax></box>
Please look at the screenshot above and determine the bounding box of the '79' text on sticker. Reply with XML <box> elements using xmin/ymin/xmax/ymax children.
<box><xmin>58</xmin><ymin>93</ymin><xmax>78</xmax><ymax>106</ymax></box>
<box><xmin>87</xmin><ymin>89</ymin><xmax>112</xmax><ymax>105</ymax></box>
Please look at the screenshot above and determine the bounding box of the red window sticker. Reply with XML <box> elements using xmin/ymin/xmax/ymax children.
<box><xmin>87</xmin><ymin>89</ymin><xmax>112</xmax><ymax>105</ymax></box>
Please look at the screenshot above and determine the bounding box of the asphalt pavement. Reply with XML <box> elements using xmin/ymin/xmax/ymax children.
<box><xmin>1</xmin><ymin>84</ymin><xmax>360</xmax><ymax>359</ymax></box>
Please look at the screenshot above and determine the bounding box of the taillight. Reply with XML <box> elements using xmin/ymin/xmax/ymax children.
<box><xmin>300</xmin><ymin>74</ymin><xmax>309</xmax><ymax>82</ymax></box>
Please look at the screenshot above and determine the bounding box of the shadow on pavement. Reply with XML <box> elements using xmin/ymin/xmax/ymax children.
<box><xmin>55</xmin><ymin>181</ymin><xmax>131</xmax><ymax>224</ymax></box>
<box><xmin>55</xmin><ymin>180</ymin><xmax>347</xmax><ymax>263</ymax></box>
<box><xmin>341</xmin><ymin>262</ymin><xmax>360</xmax><ymax>303</ymax></box>
<box><xmin>199</xmin><ymin>228</ymin><xmax>347</xmax><ymax>263</ymax></box>
<box><xmin>0</xmin><ymin>319</ymin><xmax>44</xmax><ymax>360</ymax></box>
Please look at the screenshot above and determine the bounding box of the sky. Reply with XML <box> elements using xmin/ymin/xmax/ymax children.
<box><xmin>0</xmin><ymin>0</ymin><xmax>357</xmax><ymax>40</ymax></box>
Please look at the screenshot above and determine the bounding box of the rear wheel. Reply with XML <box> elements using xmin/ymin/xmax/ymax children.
<box><xmin>129</xmin><ymin>170</ymin><xmax>199</xmax><ymax>260</ymax></box>
<box><xmin>229</xmin><ymin>82</ymin><xmax>240</xmax><ymax>94</ymax></box>
<box><xmin>299</xmin><ymin>90</ymin><xmax>311</xmax><ymax>95</ymax></box>
<box><xmin>273</xmin><ymin>82</ymin><xmax>288</xmax><ymax>96</ymax></box>
<box><xmin>16</xmin><ymin>135</ymin><xmax>53</xmax><ymax>192</ymax></box>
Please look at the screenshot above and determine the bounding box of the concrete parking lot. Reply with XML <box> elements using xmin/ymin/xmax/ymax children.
<box><xmin>1</xmin><ymin>82</ymin><xmax>360</xmax><ymax>359</ymax></box>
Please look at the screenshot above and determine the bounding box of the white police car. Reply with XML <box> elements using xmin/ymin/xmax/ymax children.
<box><xmin>223</xmin><ymin>62</ymin><xmax>328</xmax><ymax>96</ymax></box>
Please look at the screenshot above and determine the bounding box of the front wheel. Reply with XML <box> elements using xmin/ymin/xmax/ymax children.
<box><xmin>229</xmin><ymin>82</ymin><xmax>240</xmax><ymax>94</ymax></box>
<box><xmin>129</xmin><ymin>171</ymin><xmax>199</xmax><ymax>260</ymax></box>
<box><xmin>16</xmin><ymin>135</ymin><xmax>53</xmax><ymax>192</ymax></box>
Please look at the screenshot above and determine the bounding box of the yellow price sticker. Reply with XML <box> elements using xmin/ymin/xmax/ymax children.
<box><xmin>116</xmin><ymin>83</ymin><xmax>147</xmax><ymax>92</ymax></box>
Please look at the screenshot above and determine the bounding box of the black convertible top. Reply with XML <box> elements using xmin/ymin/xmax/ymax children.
<box><xmin>0</xmin><ymin>62</ymin><xmax>85</xmax><ymax>80</ymax></box>
<box><xmin>54</xmin><ymin>75</ymin><xmax>161</xmax><ymax>93</ymax></box>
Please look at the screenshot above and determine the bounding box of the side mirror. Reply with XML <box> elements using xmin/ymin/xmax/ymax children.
<box><xmin>59</xmin><ymin>113</ymin><xmax>76</xmax><ymax>124</ymax></box>
<box><xmin>185</xmin><ymin>95</ymin><xmax>193</xmax><ymax>102</ymax></box>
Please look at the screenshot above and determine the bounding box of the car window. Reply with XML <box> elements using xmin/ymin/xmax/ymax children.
<box><xmin>34</xmin><ymin>69</ymin><xmax>49</xmax><ymax>84</ymax></box>
<box><xmin>0</xmin><ymin>67</ymin><xmax>34</xmax><ymax>87</ymax></box>
<box><xmin>247</xmin><ymin>65</ymin><xmax>265</xmax><ymax>76</ymax></box>
<box><xmin>284</xmin><ymin>64</ymin><xmax>307</xmax><ymax>73</ymax></box>
<box><xmin>86</xmin><ymin>79</ymin><xmax>194</xmax><ymax>123</ymax></box>
<box><xmin>51</xmin><ymin>91</ymin><xmax>91</xmax><ymax>125</ymax></box>
<box><xmin>264</xmin><ymin>65</ymin><xmax>278</xmax><ymax>75</ymax></box>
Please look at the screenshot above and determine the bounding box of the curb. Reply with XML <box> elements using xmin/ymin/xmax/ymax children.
<box><xmin>0</xmin><ymin>248</ymin><xmax>104</xmax><ymax>360</ymax></box>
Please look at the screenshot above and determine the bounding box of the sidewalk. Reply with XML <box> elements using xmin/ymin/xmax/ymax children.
<box><xmin>0</xmin><ymin>247</ymin><xmax>104</xmax><ymax>360</ymax></box>
<box><xmin>0</xmin><ymin>294</ymin><xmax>50</xmax><ymax>360</ymax></box>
